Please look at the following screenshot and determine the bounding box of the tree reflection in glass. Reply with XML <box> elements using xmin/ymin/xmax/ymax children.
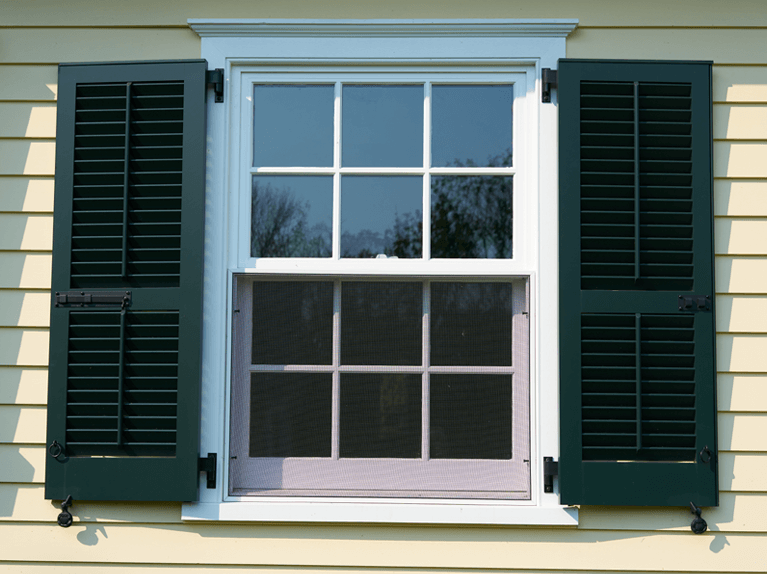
<box><xmin>341</xmin><ymin>176</ymin><xmax>422</xmax><ymax>258</ymax></box>
<box><xmin>251</xmin><ymin>175</ymin><xmax>332</xmax><ymax>258</ymax></box>
<box><xmin>391</xmin><ymin>152</ymin><xmax>513</xmax><ymax>259</ymax></box>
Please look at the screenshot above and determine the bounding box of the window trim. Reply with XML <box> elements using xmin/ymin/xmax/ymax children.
<box><xmin>185</xmin><ymin>18</ymin><xmax>578</xmax><ymax>525</ymax></box>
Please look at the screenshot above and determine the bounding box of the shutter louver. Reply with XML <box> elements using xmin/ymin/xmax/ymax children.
<box><xmin>559</xmin><ymin>60</ymin><xmax>718</xmax><ymax>507</ymax></box>
<box><xmin>46</xmin><ymin>61</ymin><xmax>206</xmax><ymax>502</ymax></box>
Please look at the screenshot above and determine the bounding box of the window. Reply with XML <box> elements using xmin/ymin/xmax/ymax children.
<box><xmin>45</xmin><ymin>22</ymin><xmax>717</xmax><ymax>519</ymax></box>
<box><xmin>189</xmin><ymin>20</ymin><xmax>571</xmax><ymax>522</ymax></box>
<box><xmin>229</xmin><ymin>72</ymin><xmax>531</xmax><ymax>499</ymax></box>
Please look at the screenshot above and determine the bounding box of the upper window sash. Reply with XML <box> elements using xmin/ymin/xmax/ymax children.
<box><xmin>234</xmin><ymin>69</ymin><xmax>533</xmax><ymax>273</ymax></box>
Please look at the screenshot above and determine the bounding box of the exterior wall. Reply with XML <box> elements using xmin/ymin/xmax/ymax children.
<box><xmin>1</xmin><ymin>1</ymin><xmax>766</xmax><ymax>571</ymax></box>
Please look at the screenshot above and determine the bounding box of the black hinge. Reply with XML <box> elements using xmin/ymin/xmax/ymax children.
<box><xmin>543</xmin><ymin>457</ymin><xmax>558</xmax><ymax>493</ymax></box>
<box><xmin>55</xmin><ymin>291</ymin><xmax>131</xmax><ymax>308</ymax></box>
<box><xmin>678</xmin><ymin>295</ymin><xmax>711</xmax><ymax>312</ymax></box>
<box><xmin>206</xmin><ymin>69</ymin><xmax>224</xmax><ymax>103</ymax></box>
<box><xmin>542</xmin><ymin>68</ymin><xmax>558</xmax><ymax>103</ymax></box>
<box><xmin>199</xmin><ymin>453</ymin><xmax>217</xmax><ymax>489</ymax></box>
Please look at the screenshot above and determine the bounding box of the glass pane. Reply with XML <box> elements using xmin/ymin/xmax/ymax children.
<box><xmin>431</xmin><ymin>176</ymin><xmax>513</xmax><ymax>259</ymax></box>
<box><xmin>340</xmin><ymin>373</ymin><xmax>421</xmax><ymax>458</ymax></box>
<box><xmin>251</xmin><ymin>176</ymin><xmax>332</xmax><ymax>258</ymax></box>
<box><xmin>341</xmin><ymin>176</ymin><xmax>422</xmax><ymax>258</ymax></box>
<box><xmin>342</xmin><ymin>85</ymin><xmax>423</xmax><ymax>167</ymax></box>
<box><xmin>250</xmin><ymin>372</ymin><xmax>332</xmax><ymax>457</ymax></box>
<box><xmin>252</xmin><ymin>281</ymin><xmax>333</xmax><ymax>365</ymax></box>
<box><xmin>431</xmin><ymin>282</ymin><xmax>513</xmax><ymax>366</ymax></box>
<box><xmin>430</xmin><ymin>374</ymin><xmax>512</xmax><ymax>459</ymax></box>
<box><xmin>253</xmin><ymin>84</ymin><xmax>333</xmax><ymax>167</ymax></box>
<box><xmin>341</xmin><ymin>282</ymin><xmax>422</xmax><ymax>366</ymax></box>
<box><xmin>431</xmin><ymin>85</ymin><xmax>513</xmax><ymax>167</ymax></box>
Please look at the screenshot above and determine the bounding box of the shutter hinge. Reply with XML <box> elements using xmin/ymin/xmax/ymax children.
<box><xmin>542</xmin><ymin>68</ymin><xmax>558</xmax><ymax>103</ymax></box>
<box><xmin>206</xmin><ymin>69</ymin><xmax>224</xmax><ymax>103</ymax></box>
<box><xmin>543</xmin><ymin>456</ymin><xmax>558</xmax><ymax>493</ymax></box>
<box><xmin>199</xmin><ymin>453</ymin><xmax>217</xmax><ymax>489</ymax></box>
<box><xmin>678</xmin><ymin>295</ymin><xmax>711</xmax><ymax>312</ymax></box>
<box><xmin>55</xmin><ymin>291</ymin><xmax>131</xmax><ymax>308</ymax></box>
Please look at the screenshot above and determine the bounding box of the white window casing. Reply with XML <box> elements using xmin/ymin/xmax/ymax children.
<box><xmin>184</xmin><ymin>19</ymin><xmax>578</xmax><ymax>526</ymax></box>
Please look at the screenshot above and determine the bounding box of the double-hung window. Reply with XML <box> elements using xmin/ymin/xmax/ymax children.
<box><xmin>229</xmin><ymin>72</ymin><xmax>530</xmax><ymax>498</ymax></box>
<box><xmin>190</xmin><ymin>20</ymin><xmax>570</xmax><ymax>520</ymax></box>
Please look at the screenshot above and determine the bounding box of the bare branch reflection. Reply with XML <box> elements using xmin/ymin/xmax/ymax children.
<box><xmin>251</xmin><ymin>181</ymin><xmax>331</xmax><ymax>257</ymax></box>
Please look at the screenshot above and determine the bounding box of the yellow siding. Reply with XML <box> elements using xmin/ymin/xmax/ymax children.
<box><xmin>2</xmin><ymin>0</ymin><xmax>767</xmax><ymax>26</ymax></box>
<box><xmin>0</xmin><ymin>214</ymin><xmax>53</xmax><ymax>251</ymax></box>
<box><xmin>0</xmin><ymin>368</ymin><xmax>48</xmax><ymax>405</ymax></box>
<box><xmin>1</xmin><ymin>2</ymin><xmax>767</xmax><ymax>573</ymax></box>
<box><xmin>715</xmin><ymin>180</ymin><xmax>767</xmax><ymax>217</ymax></box>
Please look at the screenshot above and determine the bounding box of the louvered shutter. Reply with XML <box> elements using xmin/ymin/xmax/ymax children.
<box><xmin>558</xmin><ymin>60</ymin><xmax>718</xmax><ymax>507</ymax></box>
<box><xmin>45</xmin><ymin>61</ymin><xmax>206</xmax><ymax>501</ymax></box>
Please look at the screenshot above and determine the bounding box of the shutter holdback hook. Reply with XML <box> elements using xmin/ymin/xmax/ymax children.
<box><xmin>57</xmin><ymin>495</ymin><xmax>74</xmax><ymax>528</ymax></box>
<box><xmin>690</xmin><ymin>502</ymin><xmax>708</xmax><ymax>534</ymax></box>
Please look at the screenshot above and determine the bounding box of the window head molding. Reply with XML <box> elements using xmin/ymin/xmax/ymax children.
<box><xmin>189</xmin><ymin>19</ymin><xmax>578</xmax><ymax>39</ymax></box>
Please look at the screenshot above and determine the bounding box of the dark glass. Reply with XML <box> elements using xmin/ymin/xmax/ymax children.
<box><xmin>431</xmin><ymin>176</ymin><xmax>513</xmax><ymax>258</ymax></box>
<box><xmin>253</xmin><ymin>84</ymin><xmax>333</xmax><ymax>167</ymax></box>
<box><xmin>341</xmin><ymin>176</ymin><xmax>422</xmax><ymax>258</ymax></box>
<box><xmin>249</xmin><ymin>372</ymin><xmax>332</xmax><ymax>457</ymax></box>
<box><xmin>340</xmin><ymin>373</ymin><xmax>421</xmax><ymax>458</ymax></box>
<box><xmin>431</xmin><ymin>282</ymin><xmax>513</xmax><ymax>366</ymax></box>
<box><xmin>430</xmin><ymin>374</ymin><xmax>512</xmax><ymax>459</ymax></box>
<box><xmin>251</xmin><ymin>281</ymin><xmax>333</xmax><ymax>365</ymax></box>
<box><xmin>342</xmin><ymin>85</ymin><xmax>423</xmax><ymax>167</ymax></box>
<box><xmin>431</xmin><ymin>85</ymin><xmax>513</xmax><ymax>167</ymax></box>
<box><xmin>341</xmin><ymin>282</ymin><xmax>422</xmax><ymax>366</ymax></box>
<box><xmin>251</xmin><ymin>176</ymin><xmax>332</xmax><ymax>258</ymax></box>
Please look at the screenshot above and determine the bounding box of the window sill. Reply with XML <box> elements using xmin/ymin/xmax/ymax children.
<box><xmin>182</xmin><ymin>500</ymin><xmax>578</xmax><ymax>526</ymax></box>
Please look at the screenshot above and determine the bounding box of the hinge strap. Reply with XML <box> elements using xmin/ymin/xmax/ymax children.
<box><xmin>543</xmin><ymin>456</ymin><xmax>559</xmax><ymax>492</ymax></box>
<box><xmin>542</xmin><ymin>68</ymin><xmax>558</xmax><ymax>103</ymax></box>
<box><xmin>199</xmin><ymin>453</ymin><xmax>217</xmax><ymax>489</ymax></box>
<box><xmin>206</xmin><ymin>69</ymin><xmax>224</xmax><ymax>103</ymax></box>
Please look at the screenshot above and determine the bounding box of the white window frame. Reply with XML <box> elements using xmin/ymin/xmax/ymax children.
<box><xmin>183</xmin><ymin>18</ymin><xmax>578</xmax><ymax>526</ymax></box>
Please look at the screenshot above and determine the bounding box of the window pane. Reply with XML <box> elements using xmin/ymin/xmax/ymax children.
<box><xmin>252</xmin><ymin>281</ymin><xmax>333</xmax><ymax>365</ymax></box>
<box><xmin>431</xmin><ymin>282</ymin><xmax>513</xmax><ymax>366</ymax></box>
<box><xmin>341</xmin><ymin>282</ymin><xmax>422</xmax><ymax>366</ymax></box>
<box><xmin>251</xmin><ymin>176</ymin><xmax>332</xmax><ymax>258</ymax></box>
<box><xmin>342</xmin><ymin>85</ymin><xmax>423</xmax><ymax>167</ymax></box>
<box><xmin>430</xmin><ymin>374</ymin><xmax>512</xmax><ymax>459</ymax></box>
<box><xmin>250</xmin><ymin>372</ymin><xmax>332</xmax><ymax>457</ymax></box>
<box><xmin>431</xmin><ymin>176</ymin><xmax>513</xmax><ymax>259</ymax></box>
<box><xmin>431</xmin><ymin>85</ymin><xmax>513</xmax><ymax>167</ymax></box>
<box><xmin>340</xmin><ymin>373</ymin><xmax>422</xmax><ymax>458</ymax></box>
<box><xmin>341</xmin><ymin>176</ymin><xmax>422</xmax><ymax>258</ymax></box>
<box><xmin>253</xmin><ymin>85</ymin><xmax>334</xmax><ymax>167</ymax></box>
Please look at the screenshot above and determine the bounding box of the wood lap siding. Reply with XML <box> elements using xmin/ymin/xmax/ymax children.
<box><xmin>1</xmin><ymin>6</ymin><xmax>767</xmax><ymax>573</ymax></box>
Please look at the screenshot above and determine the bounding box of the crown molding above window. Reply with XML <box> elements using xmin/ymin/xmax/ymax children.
<box><xmin>188</xmin><ymin>19</ymin><xmax>579</xmax><ymax>38</ymax></box>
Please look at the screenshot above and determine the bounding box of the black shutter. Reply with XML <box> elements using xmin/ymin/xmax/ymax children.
<box><xmin>45</xmin><ymin>61</ymin><xmax>207</xmax><ymax>501</ymax></box>
<box><xmin>558</xmin><ymin>60</ymin><xmax>718</xmax><ymax>506</ymax></box>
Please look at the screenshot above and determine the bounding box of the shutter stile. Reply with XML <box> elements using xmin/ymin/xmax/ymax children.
<box><xmin>47</xmin><ymin>61</ymin><xmax>206</xmax><ymax>502</ymax></box>
<box><xmin>559</xmin><ymin>60</ymin><xmax>717</xmax><ymax>507</ymax></box>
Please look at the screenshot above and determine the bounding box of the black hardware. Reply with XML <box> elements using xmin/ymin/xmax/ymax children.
<box><xmin>48</xmin><ymin>440</ymin><xmax>64</xmax><ymax>460</ymax></box>
<box><xmin>542</xmin><ymin>68</ymin><xmax>558</xmax><ymax>103</ymax></box>
<box><xmin>690</xmin><ymin>502</ymin><xmax>708</xmax><ymax>534</ymax></box>
<box><xmin>700</xmin><ymin>445</ymin><xmax>713</xmax><ymax>463</ymax></box>
<box><xmin>207</xmin><ymin>69</ymin><xmax>224</xmax><ymax>103</ymax></box>
<box><xmin>55</xmin><ymin>291</ymin><xmax>131</xmax><ymax>308</ymax></box>
<box><xmin>678</xmin><ymin>295</ymin><xmax>711</xmax><ymax>312</ymax></box>
<box><xmin>543</xmin><ymin>457</ymin><xmax>558</xmax><ymax>493</ymax></box>
<box><xmin>199</xmin><ymin>453</ymin><xmax>217</xmax><ymax>489</ymax></box>
<box><xmin>57</xmin><ymin>495</ymin><xmax>74</xmax><ymax>528</ymax></box>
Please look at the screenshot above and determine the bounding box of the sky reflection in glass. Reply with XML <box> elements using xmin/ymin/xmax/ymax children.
<box><xmin>341</xmin><ymin>176</ymin><xmax>422</xmax><ymax>258</ymax></box>
<box><xmin>431</xmin><ymin>85</ymin><xmax>513</xmax><ymax>167</ymax></box>
<box><xmin>253</xmin><ymin>85</ymin><xmax>334</xmax><ymax>167</ymax></box>
<box><xmin>342</xmin><ymin>85</ymin><xmax>423</xmax><ymax>167</ymax></box>
<box><xmin>251</xmin><ymin>175</ymin><xmax>332</xmax><ymax>257</ymax></box>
